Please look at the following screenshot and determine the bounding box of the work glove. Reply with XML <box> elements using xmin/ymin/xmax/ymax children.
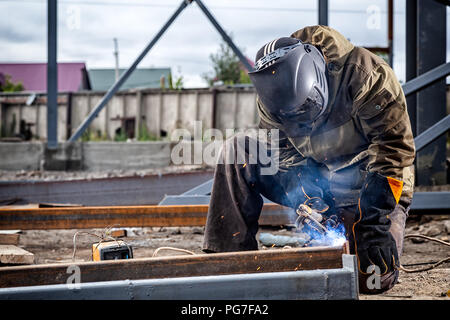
<box><xmin>353</xmin><ymin>172</ymin><xmax>402</xmax><ymax>275</ymax></box>
<box><xmin>286</xmin><ymin>164</ymin><xmax>335</xmax><ymax>219</ymax></box>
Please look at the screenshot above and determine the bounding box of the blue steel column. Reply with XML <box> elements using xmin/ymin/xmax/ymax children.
<box><xmin>416</xmin><ymin>0</ymin><xmax>447</xmax><ymax>185</ymax></box>
<box><xmin>47</xmin><ymin>0</ymin><xmax>58</xmax><ymax>148</ymax></box>
<box><xmin>318</xmin><ymin>0</ymin><xmax>328</xmax><ymax>26</ymax></box>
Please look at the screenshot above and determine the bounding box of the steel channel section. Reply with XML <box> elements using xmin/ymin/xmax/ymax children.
<box><xmin>0</xmin><ymin>171</ymin><xmax>213</xmax><ymax>206</ymax></box>
<box><xmin>0</xmin><ymin>255</ymin><xmax>358</xmax><ymax>300</ymax></box>
<box><xmin>47</xmin><ymin>0</ymin><xmax>58</xmax><ymax>149</ymax></box>
<box><xmin>68</xmin><ymin>0</ymin><xmax>190</xmax><ymax>142</ymax></box>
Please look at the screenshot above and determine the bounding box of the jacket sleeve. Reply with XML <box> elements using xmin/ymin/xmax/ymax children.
<box><xmin>353</xmin><ymin>62</ymin><xmax>415</xmax><ymax>184</ymax></box>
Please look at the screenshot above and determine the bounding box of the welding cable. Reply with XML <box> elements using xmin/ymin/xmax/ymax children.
<box><xmin>72</xmin><ymin>226</ymin><xmax>131</xmax><ymax>261</ymax></box>
<box><xmin>72</xmin><ymin>231</ymin><xmax>104</xmax><ymax>261</ymax></box>
<box><xmin>152</xmin><ymin>247</ymin><xmax>196</xmax><ymax>257</ymax></box>
<box><xmin>398</xmin><ymin>234</ymin><xmax>450</xmax><ymax>273</ymax></box>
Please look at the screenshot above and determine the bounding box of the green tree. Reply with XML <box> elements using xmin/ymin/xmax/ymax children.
<box><xmin>168</xmin><ymin>70</ymin><xmax>184</xmax><ymax>90</ymax></box>
<box><xmin>203</xmin><ymin>40</ymin><xmax>251</xmax><ymax>86</ymax></box>
<box><xmin>0</xmin><ymin>74</ymin><xmax>24</xmax><ymax>92</ymax></box>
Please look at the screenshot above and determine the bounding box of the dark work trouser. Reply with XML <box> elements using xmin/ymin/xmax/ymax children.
<box><xmin>202</xmin><ymin>134</ymin><xmax>410</xmax><ymax>294</ymax></box>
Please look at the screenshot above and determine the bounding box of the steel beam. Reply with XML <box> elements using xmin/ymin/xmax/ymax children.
<box><xmin>181</xmin><ymin>178</ymin><xmax>213</xmax><ymax>195</ymax></box>
<box><xmin>0</xmin><ymin>203</ymin><xmax>295</xmax><ymax>230</ymax></box>
<box><xmin>194</xmin><ymin>0</ymin><xmax>253</xmax><ymax>72</ymax></box>
<box><xmin>174</xmin><ymin>180</ymin><xmax>450</xmax><ymax>213</ymax></box>
<box><xmin>318</xmin><ymin>0</ymin><xmax>328</xmax><ymax>26</ymax></box>
<box><xmin>406</xmin><ymin>0</ymin><xmax>417</xmax><ymax>136</ymax></box>
<box><xmin>0</xmin><ymin>171</ymin><xmax>213</xmax><ymax>206</ymax></box>
<box><xmin>0</xmin><ymin>245</ymin><xmax>348</xmax><ymax>289</ymax></box>
<box><xmin>410</xmin><ymin>191</ymin><xmax>450</xmax><ymax>211</ymax></box>
<box><xmin>388</xmin><ymin>0</ymin><xmax>393</xmax><ymax>66</ymax></box>
<box><xmin>68</xmin><ymin>0</ymin><xmax>191</xmax><ymax>142</ymax></box>
<box><xmin>160</xmin><ymin>192</ymin><xmax>450</xmax><ymax>214</ymax></box>
<box><xmin>0</xmin><ymin>254</ymin><xmax>358</xmax><ymax>300</ymax></box>
<box><xmin>402</xmin><ymin>63</ymin><xmax>450</xmax><ymax>96</ymax></box>
<box><xmin>414</xmin><ymin>114</ymin><xmax>450</xmax><ymax>152</ymax></box>
<box><xmin>415</xmin><ymin>0</ymin><xmax>447</xmax><ymax>186</ymax></box>
<box><xmin>47</xmin><ymin>0</ymin><xmax>58</xmax><ymax>149</ymax></box>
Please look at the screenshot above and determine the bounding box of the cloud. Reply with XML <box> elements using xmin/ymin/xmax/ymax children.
<box><xmin>0</xmin><ymin>0</ymin><xmax>449</xmax><ymax>87</ymax></box>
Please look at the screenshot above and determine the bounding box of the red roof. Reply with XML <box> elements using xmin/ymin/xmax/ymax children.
<box><xmin>0</xmin><ymin>62</ymin><xmax>89</xmax><ymax>92</ymax></box>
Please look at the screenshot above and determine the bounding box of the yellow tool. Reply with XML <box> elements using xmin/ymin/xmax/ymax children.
<box><xmin>92</xmin><ymin>240</ymin><xmax>133</xmax><ymax>261</ymax></box>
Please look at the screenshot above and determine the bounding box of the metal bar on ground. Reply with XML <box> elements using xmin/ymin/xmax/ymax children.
<box><xmin>406</xmin><ymin>0</ymin><xmax>417</xmax><ymax>136</ymax></box>
<box><xmin>0</xmin><ymin>253</ymin><xmax>357</xmax><ymax>300</ymax></box>
<box><xmin>194</xmin><ymin>0</ymin><xmax>253</xmax><ymax>72</ymax></box>
<box><xmin>47</xmin><ymin>0</ymin><xmax>58</xmax><ymax>149</ymax></box>
<box><xmin>68</xmin><ymin>0</ymin><xmax>190</xmax><ymax>142</ymax></box>
<box><xmin>0</xmin><ymin>254</ymin><xmax>358</xmax><ymax>300</ymax></box>
<box><xmin>388</xmin><ymin>0</ymin><xmax>393</xmax><ymax>66</ymax></box>
<box><xmin>0</xmin><ymin>171</ymin><xmax>214</xmax><ymax>206</ymax></box>
<box><xmin>0</xmin><ymin>203</ymin><xmax>295</xmax><ymax>230</ymax></box>
<box><xmin>0</xmin><ymin>245</ymin><xmax>348</xmax><ymax>289</ymax></box>
<box><xmin>410</xmin><ymin>191</ymin><xmax>450</xmax><ymax>211</ymax></box>
<box><xmin>318</xmin><ymin>0</ymin><xmax>328</xmax><ymax>26</ymax></box>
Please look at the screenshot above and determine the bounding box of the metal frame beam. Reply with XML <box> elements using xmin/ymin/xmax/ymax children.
<box><xmin>414</xmin><ymin>114</ymin><xmax>450</xmax><ymax>152</ymax></box>
<box><xmin>415</xmin><ymin>0</ymin><xmax>447</xmax><ymax>185</ymax></box>
<box><xmin>0</xmin><ymin>245</ymin><xmax>348</xmax><ymax>288</ymax></box>
<box><xmin>47</xmin><ymin>0</ymin><xmax>58</xmax><ymax>149</ymax></box>
<box><xmin>318</xmin><ymin>0</ymin><xmax>328</xmax><ymax>26</ymax></box>
<box><xmin>195</xmin><ymin>0</ymin><xmax>252</xmax><ymax>71</ymax></box>
<box><xmin>402</xmin><ymin>62</ymin><xmax>450</xmax><ymax>96</ymax></box>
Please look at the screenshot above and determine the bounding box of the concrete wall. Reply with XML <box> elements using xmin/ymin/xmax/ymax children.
<box><xmin>83</xmin><ymin>142</ymin><xmax>170</xmax><ymax>170</ymax></box>
<box><xmin>0</xmin><ymin>141</ymin><xmax>171</xmax><ymax>171</ymax></box>
<box><xmin>0</xmin><ymin>142</ymin><xmax>43</xmax><ymax>170</ymax></box>
<box><xmin>0</xmin><ymin>87</ymin><xmax>258</xmax><ymax>142</ymax></box>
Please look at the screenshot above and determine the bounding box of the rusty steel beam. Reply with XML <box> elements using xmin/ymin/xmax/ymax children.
<box><xmin>0</xmin><ymin>203</ymin><xmax>294</xmax><ymax>230</ymax></box>
<box><xmin>0</xmin><ymin>244</ymin><xmax>348</xmax><ymax>288</ymax></box>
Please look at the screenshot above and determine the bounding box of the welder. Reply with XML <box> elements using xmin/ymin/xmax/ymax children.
<box><xmin>202</xmin><ymin>25</ymin><xmax>415</xmax><ymax>294</ymax></box>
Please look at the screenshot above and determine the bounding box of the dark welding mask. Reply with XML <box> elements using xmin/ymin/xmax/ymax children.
<box><xmin>249</xmin><ymin>37</ymin><xmax>329</xmax><ymax>124</ymax></box>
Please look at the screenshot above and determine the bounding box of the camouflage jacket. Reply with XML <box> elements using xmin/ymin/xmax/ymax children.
<box><xmin>257</xmin><ymin>26</ymin><xmax>415</xmax><ymax>207</ymax></box>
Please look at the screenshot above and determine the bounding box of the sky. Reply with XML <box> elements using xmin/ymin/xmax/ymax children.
<box><xmin>0</xmin><ymin>0</ymin><xmax>449</xmax><ymax>88</ymax></box>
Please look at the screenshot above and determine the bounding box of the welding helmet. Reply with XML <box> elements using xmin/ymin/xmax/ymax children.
<box><xmin>249</xmin><ymin>37</ymin><xmax>329</xmax><ymax>124</ymax></box>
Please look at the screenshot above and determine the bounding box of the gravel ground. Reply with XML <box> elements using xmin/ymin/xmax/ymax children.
<box><xmin>0</xmin><ymin>165</ymin><xmax>207</xmax><ymax>182</ymax></box>
<box><xmin>10</xmin><ymin>215</ymin><xmax>450</xmax><ymax>300</ymax></box>
<box><xmin>1</xmin><ymin>168</ymin><xmax>449</xmax><ymax>299</ymax></box>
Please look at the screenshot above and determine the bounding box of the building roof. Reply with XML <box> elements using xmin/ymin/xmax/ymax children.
<box><xmin>88</xmin><ymin>68</ymin><xmax>171</xmax><ymax>91</ymax></box>
<box><xmin>0</xmin><ymin>62</ymin><xmax>91</xmax><ymax>92</ymax></box>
